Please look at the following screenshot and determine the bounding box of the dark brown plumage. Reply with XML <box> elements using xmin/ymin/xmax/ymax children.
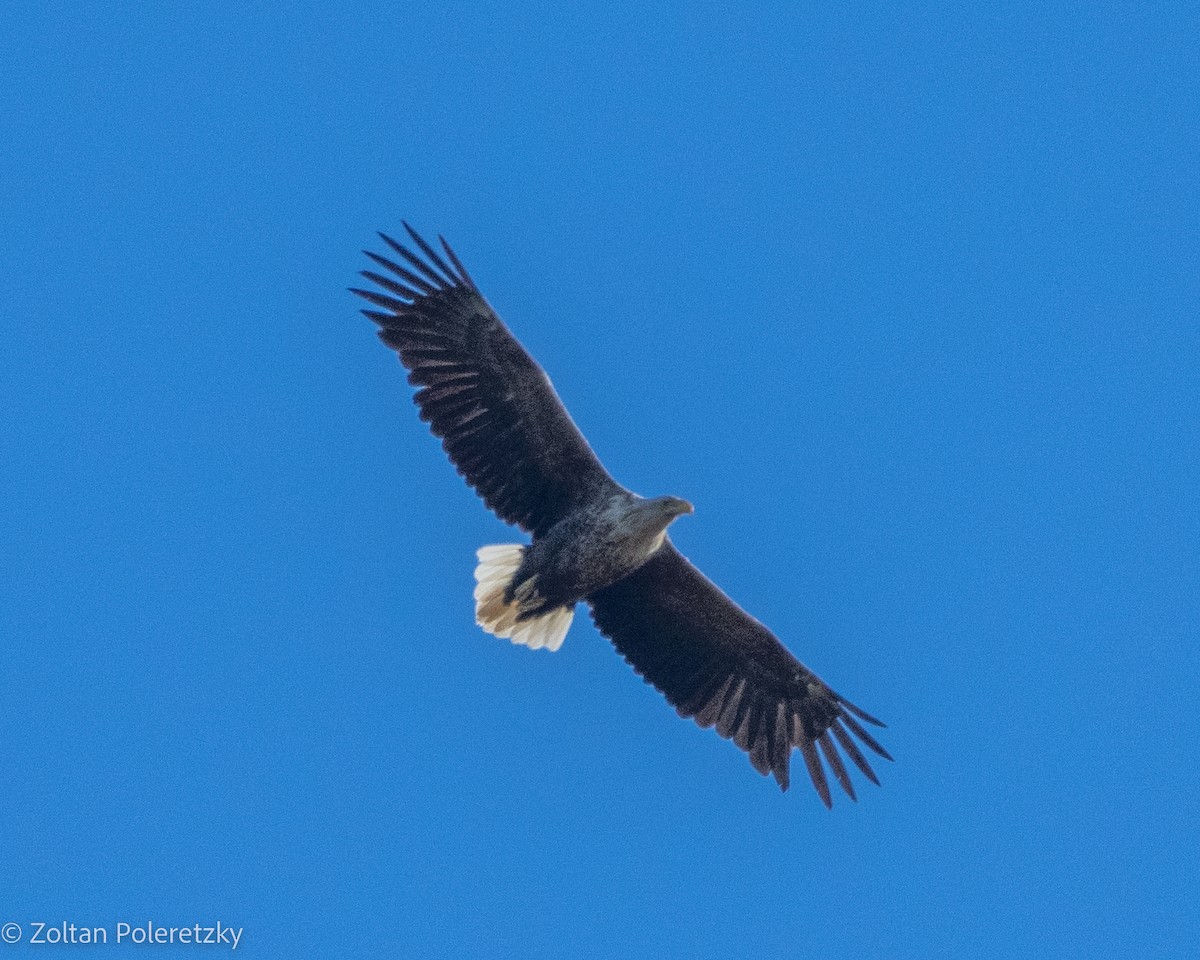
<box><xmin>353</xmin><ymin>224</ymin><xmax>892</xmax><ymax>806</ymax></box>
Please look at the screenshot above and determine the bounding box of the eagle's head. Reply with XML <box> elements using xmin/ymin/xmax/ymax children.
<box><xmin>627</xmin><ymin>495</ymin><xmax>693</xmax><ymax>556</ymax></box>
<box><xmin>651</xmin><ymin>495</ymin><xmax>694</xmax><ymax>519</ymax></box>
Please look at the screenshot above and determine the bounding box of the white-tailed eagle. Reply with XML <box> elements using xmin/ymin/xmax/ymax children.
<box><xmin>352</xmin><ymin>225</ymin><xmax>891</xmax><ymax>806</ymax></box>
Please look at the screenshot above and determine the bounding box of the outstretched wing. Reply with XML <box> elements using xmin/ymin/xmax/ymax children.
<box><xmin>353</xmin><ymin>225</ymin><xmax>621</xmax><ymax>536</ymax></box>
<box><xmin>587</xmin><ymin>543</ymin><xmax>891</xmax><ymax>806</ymax></box>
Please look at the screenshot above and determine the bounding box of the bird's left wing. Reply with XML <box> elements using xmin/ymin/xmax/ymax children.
<box><xmin>353</xmin><ymin>226</ymin><xmax>622</xmax><ymax>536</ymax></box>
<box><xmin>587</xmin><ymin>543</ymin><xmax>891</xmax><ymax>805</ymax></box>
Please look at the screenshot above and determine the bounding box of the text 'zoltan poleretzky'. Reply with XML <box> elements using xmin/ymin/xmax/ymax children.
<box><xmin>20</xmin><ymin>920</ymin><xmax>242</xmax><ymax>949</ymax></box>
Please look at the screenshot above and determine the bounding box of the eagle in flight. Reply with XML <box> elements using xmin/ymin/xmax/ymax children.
<box><xmin>353</xmin><ymin>225</ymin><xmax>892</xmax><ymax>806</ymax></box>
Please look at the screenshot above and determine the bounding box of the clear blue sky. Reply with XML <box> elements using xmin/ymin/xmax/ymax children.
<box><xmin>2</xmin><ymin>2</ymin><xmax>1196</xmax><ymax>957</ymax></box>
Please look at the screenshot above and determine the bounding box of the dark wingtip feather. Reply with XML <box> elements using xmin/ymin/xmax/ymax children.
<box><xmin>831</xmin><ymin>720</ymin><xmax>881</xmax><ymax>786</ymax></box>
<box><xmin>798</xmin><ymin>737</ymin><xmax>832</xmax><ymax>808</ymax></box>
<box><xmin>363</xmin><ymin>249</ymin><xmax>438</xmax><ymax>296</ymax></box>
<box><xmin>359</xmin><ymin>308</ymin><xmax>394</xmax><ymax>326</ymax></box>
<box><xmin>379</xmin><ymin>230</ymin><xmax>452</xmax><ymax>290</ymax></box>
<box><xmin>402</xmin><ymin>221</ymin><xmax>459</xmax><ymax>286</ymax></box>
<box><xmin>350</xmin><ymin>287</ymin><xmax>411</xmax><ymax>312</ymax></box>
<box><xmin>835</xmin><ymin>692</ymin><xmax>887</xmax><ymax>727</ymax></box>
<box><xmin>439</xmin><ymin>234</ymin><xmax>479</xmax><ymax>292</ymax></box>
<box><xmin>817</xmin><ymin>730</ymin><xmax>857</xmax><ymax>802</ymax></box>
<box><xmin>768</xmin><ymin>706</ymin><xmax>791</xmax><ymax>790</ymax></box>
<box><xmin>841</xmin><ymin>712</ymin><xmax>895</xmax><ymax>762</ymax></box>
<box><xmin>360</xmin><ymin>269</ymin><xmax>420</xmax><ymax>302</ymax></box>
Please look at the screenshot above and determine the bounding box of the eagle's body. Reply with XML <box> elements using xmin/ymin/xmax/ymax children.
<box><xmin>353</xmin><ymin>225</ymin><xmax>892</xmax><ymax>806</ymax></box>
<box><xmin>508</xmin><ymin>493</ymin><xmax>695</xmax><ymax>614</ymax></box>
<box><xmin>471</xmin><ymin>493</ymin><xmax>694</xmax><ymax>654</ymax></box>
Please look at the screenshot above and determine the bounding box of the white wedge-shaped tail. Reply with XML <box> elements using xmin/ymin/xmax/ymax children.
<box><xmin>473</xmin><ymin>544</ymin><xmax>574</xmax><ymax>652</ymax></box>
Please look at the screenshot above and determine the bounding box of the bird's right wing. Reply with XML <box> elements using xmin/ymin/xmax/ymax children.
<box><xmin>353</xmin><ymin>226</ymin><xmax>622</xmax><ymax>537</ymax></box>
<box><xmin>587</xmin><ymin>543</ymin><xmax>891</xmax><ymax>806</ymax></box>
